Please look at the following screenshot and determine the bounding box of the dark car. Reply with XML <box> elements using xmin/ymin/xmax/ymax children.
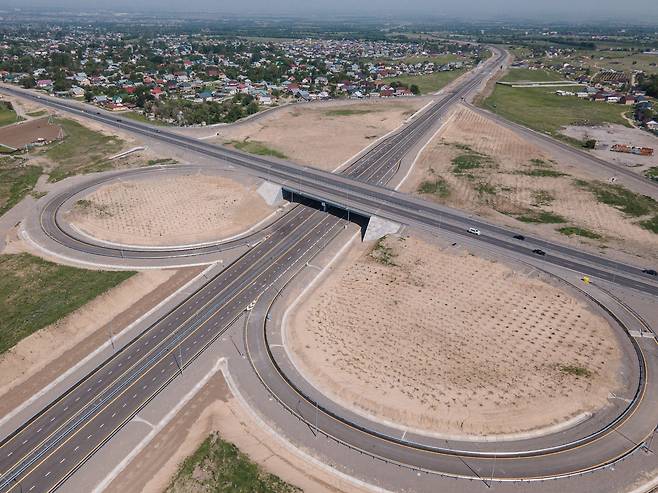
<box><xmin>642</xmin><ymin>269</ymin><xmax>657</xmax><ymax>276</ymax></box>
<box><xmin>513</xmin><ymin>234</ymin><xmax>525</xmax><ymax>241</ymax></box>
<box><xmin>532</xmin><ymin>249</ymin><xmax>546</xmax><ymax>256</ymax></box>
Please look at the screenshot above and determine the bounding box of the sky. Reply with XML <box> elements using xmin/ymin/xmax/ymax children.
<box><xmin>2</xmin><ymin>0</ymin><xmax>658</xmax><ymax>23</ymax></box>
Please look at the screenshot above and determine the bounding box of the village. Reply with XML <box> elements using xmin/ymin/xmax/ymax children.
<box><xmin>0</xmin><ymin>30</ymin><xmax>481</xmax><ymax>125</ymax></box>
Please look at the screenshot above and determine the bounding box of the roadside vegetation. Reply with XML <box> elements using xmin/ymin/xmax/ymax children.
<box><xmin>0</xmin><ymin>253</ymin><xmax>134</xmax><ymax>354</ymax></box>
<box><xmin>121</xmin><ymin>111</ymin><xmax>170</xmax><ymax>126</ymax></box>
<box><xmin>166</xmin><ymin>432</ymin><xmax>300</xmax><ymax>493</ymax></box>
<box><xmin>451</xmin><ymin>150</ymin><xmax>494</xmax><ymax>175</ymax></box>
<box><xmin>515</xmin><ymin>210</ymin><xmax>567</xmax><ymax>224</ymax></box>
<box><xmin>370</xmin><ymin>236</ymin><xmax>398</xmax><ymax>266</ymax></box>
<box><xmin>0</xmin><ymin>101</ymin><xmax>23</xmax><ymax>127</ymax></box>
<box><xmin>574</xmin><ymin>179</ymin><xmax>658</xmax><ymax>234</ymax></box>
<box><xmin>417</xmin><ymin>168</ymin><xmax>450</xmax><ymax>199</ymax></box>
<box><xmin>229</xmin><ymin>139</ymin><xmax>287</xmax><ymax>159</ymax></box>
<box><xmin>482</xmin><ymin>69</ymin><xmax>630</xmax><ymax>139</ymax></box>
<box><xmin>557</xmin><ymin>226</ymin><xmax>602</xmax><ymax>240</ymax></box>
<box><xmin>42</xmin><ymin>118</ymin><xmax>124</xmax><ymax>181</ymax></box>
<box><xmin>645</xmin><ymin>167</ymin><xmax>658</xmax><ymax>182</ymax></box>
<box><xmin>324</xmin><ymin>108</ymin><xmax>378</xmax><ymax>117</ymax></box>
<box><xmin>26</xmin><ymin>110</ymin><xmax>47</xmax><ymax>118</ymax></box>
<box><xmin>382</xmin><ymin>69</ymin><xmax>465</xmax><ymax>94</ymax></box>
<box><xmin>0</xmin><ymin>156</ymin><xmax>42</xmax><ymax>216</ymax></box>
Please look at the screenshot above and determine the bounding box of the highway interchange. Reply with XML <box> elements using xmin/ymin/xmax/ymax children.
<box><xmin>1</xmin><ymin>46</ymin><xmax>658</xmax><ymax>492</ymax></box>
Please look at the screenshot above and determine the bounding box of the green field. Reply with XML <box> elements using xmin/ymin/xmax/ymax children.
<box><xmin>0</xmin><ymin>253</ymin><xmax>134</xmax><ymax>354</ymax></box>
<box><xmin>43</xmin><ymin>119</ymin><xmax>124</xmax><ymax>181</ymax></box>
<box><xmin>483</xmin><ymin>77</ymin><xmax>630</xmax><ymax>137</ymax></box>
<box><xmin>229</xmin><ymin>139</ymin><xmax>287</xmax><ymax>159</ymax></box>
<box><xmin>167</xmin><ymin>432</ymin><xmax>300</xmax><ymax>493</ymax></box>
<box><xmin>382</xmin><ymin>69</ymin><xmax>466</xmax><ymax>94</ymax></box>
<box><xmin>500</xmin><ymin>68</ymin><xmax>565</xmax><ymax>83</ymax></box>
<box><xmin>0</xmin><ymin>103</ymin><xmax>22</xmax><ymax>127</ymax></box>
<box><xmin>0</xmin><ymin>157</ymin><xmax>42</xmax><ymax>216</ymax></box>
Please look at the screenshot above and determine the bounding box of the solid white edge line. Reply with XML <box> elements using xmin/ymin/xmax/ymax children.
<box><xmin>0</xmin><ymin>263</ymin><xmax>217</xmax><ymax>430</ymax></box>
<box><xmin>331</xmin><ymin>98</ymin><xmax>435</xmax><ymax>173</ymax></box>
<box><xmin>19</xmin><ymin>225</ymin><xmax>215</xmax><ymax>270</ymax></box>
<box><xmin>90</xmin><ymin>357</ymin><xmax>226</xmax><ymax>493</ymax></box>
<box><xmin>220</xmin><ymin>359</ymin><xmax>393</xmax><ymax>493</ymax></box>
<box><xmin>394</xmin><ymin>110</ymin><xmax>457</xmax><ymax>192</ymax></box>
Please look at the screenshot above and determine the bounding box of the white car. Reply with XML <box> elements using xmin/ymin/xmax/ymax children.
<box><xmin>467</xmin><ymin>227</ymin><xmax>481</xmax><ymax>236</ymax></box>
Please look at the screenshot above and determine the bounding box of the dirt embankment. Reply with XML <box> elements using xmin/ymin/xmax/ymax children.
<box><xmin>67</xmin><ymin>174</ymin><xmax>273</xmax><ymax>247</ymax></box>
<box><xmin>214</xmin><ymin>100</ymin><xmax>427</xmax><ymax>171</ymax></box>
<box><xmin>403</xmin><ymin>105</ymin><xmax>658</xmax><ymax>262</ymax></box>
<box><xmin>288</xmin><ymin>234</ymin><xmax>622</xmax><ymax>437</ymax></box>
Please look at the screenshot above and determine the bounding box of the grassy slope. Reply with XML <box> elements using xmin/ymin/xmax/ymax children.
<box><xmin>0</xmin><ymin>103</ymin><xmax>22</xmax><ymax>127</ymax></box>
<box><xmin>499</xmin><ymin>68</ymin><xmax>565</xmax><ymax>83</ymax></box>
<box><xmin>167</xmin><ymin>433</ymin><xmax>300</xmax><ymax>493</ymax></box>
<box><xmin>382</xmin><ymin>69</ymin><xmax>466</xmax><ymax>94</ymax></box>
<box><xmin>230</xmin><ymin>139</ymin><xmax>287</xmax><ymax>159</ymax></box>
<box><xmin>0</xmin><ymin>157</ymin><xmax>42</xmax><ymax>216</ymax></box>
<box><xmin>0</xmin><ymin>253</ymin><xmax>134</xmax><ymax>354</ymax></box>
<box><xmin>44</xmin><ymin>119</ymin><xmax>124</xmax><ymax>182</ymax></box>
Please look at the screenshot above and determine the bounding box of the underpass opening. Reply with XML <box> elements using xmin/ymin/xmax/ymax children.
<box><xmin>282</xmin><ymin>188</ymin><xmax>370</xmax><ymax>239</ymax></box>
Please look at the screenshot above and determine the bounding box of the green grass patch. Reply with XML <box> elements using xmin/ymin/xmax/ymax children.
<box><xmin>500</xmin><ymin>68</ymin><xmax>565</xmax><ymax>83</ymax></box>
<box><xmin>230</xmin><ymin>139</ymin><xmax>287</xmax><ymax>159</ymax></box>
<box><xmin>324</xmin><ymin>108</ymin><xmax>377</xmax><ymax>117</ymax></box>
<box><xmin>452</xmin><ymin>152</ymin><xmax>492</xmax><ymax>174</ymax></box>
<box><xmin>557</xmin><ymin>226</ymin><xmax>602</xmax><ymax>239</ymax></box>
<box><xmin>521</xmin><ymin>168</ymin><xmax>567</xmax><ymax>178</ymax></box>
<box><xmin>121</xmin><ymin>111</ymin><xmax>170</xmax><ymax>126</ymax></box>
<box><xmin>166</xmin><ymin>432</ymin><xmax>300</xmax><ymax>493</ymax></box>
<box><xmin>0</xmin><ymin>158</ymin><xmax>42</xmax><ymax>216</ymax></box>
<box><xmin>370</xmin><ymin>236</ymin><xmax>397</xmax><ymax>266</ymax></box>
<box><xmin>0</xmin><ymin>144</ymin><xmax>16</xmax><ymax>154</ymax></box>
<box><xmin>43</xmin><ymin>119</ymin><xmax>124</xmax><ymax>182</ymax></box>
<box><xmin>645</xmin><ymin>167</ymin><xmax>658</xmax><ymax>182</ymax></box>
<box><xmin>574</xmin><ymin>180</ymin><xmax>657</xmax><ymax>217</ymax></box>
<box><xmin>146</xmin><ymin>158</ymin><xmax>178</xmax><ymax>166</ymax></box>
<box><xmin>418</xmin><ymin>176</ymin><xmax>450</xmax><ymax>198</ymax></box>
<box><xmin>0</xmin><ymin>103</ymin><xmax>23</xmax><ymax>127</ymax></box>
<box><xmin>639</xmin><ymin>215</ymin><xmax>658</xmax><ymax>234</ymax></box>
<box><xmin>559</xmin><ymin>364</ymin><xmax>592</xmax><ymax>378</ymax></box>
<box><xmin>26</xmin><ymin>110</ymin><xmax>47</xmax><ymax>118</ymax></box>
<box><xmin>0</xmin><ymin>253</ymin><xmax>134</xmax><ymax>354</ymax></box>
<box><xmin>382</xmin><ymin>69</ymin><xmax>466</xmax><ymax>95</ymax></box>
<box><xmin>482</xmin><ymin>84</ymin><xmax>630</xmax><ymax>136</ymax></box>
<box><xmin>515</xmin><ymin>210</ymin><xmax>567</xmax><ymax>224</ymax></box>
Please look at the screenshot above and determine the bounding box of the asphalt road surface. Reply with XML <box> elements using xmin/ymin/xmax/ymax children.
<box><xmin>1</xmin><ymin>47</ymin><xmax>657</xmax><ymax>491</ymax></box>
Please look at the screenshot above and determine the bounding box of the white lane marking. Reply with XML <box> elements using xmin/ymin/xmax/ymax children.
<box><xmin>91</xmin><ymin>357</ymin><xmax>226</xmax><ymax>493</ymax></box>
<box><xmin>0</xmin><ymin>263</ymin><xmax>215</xmax><ymax>430</ymax></box>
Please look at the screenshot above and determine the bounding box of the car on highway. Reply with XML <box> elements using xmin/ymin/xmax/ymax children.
<box><xmin>642</xmin><ymin>269</ymin><xmax>657</xmax><ymax>276</ymax></box>
<box><xmin>467</xmin><ymin>227</ymin><xmax>481</xmax><ymax>236</ymax></box>
<box><xmin>532</xmin><ymin>249</ymin><xmax>546</xmax><ymax>256</ymax></box>
<box><xmin>513</xmin><ymin>234</ymin><xmax>525</xmax><ymax>241</ymax></box>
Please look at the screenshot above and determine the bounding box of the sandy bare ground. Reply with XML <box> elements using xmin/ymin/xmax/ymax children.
<box><xmin>402</xmin><ymin>105</ymin><xmax>658</xmax><ymax>262</ymax></box>
<box><xmin>213</xmin><ymin>100</ymin><xmax>427</xmax><ymax>171</ymax></box>
<box><xmin>0</xmin><ymin>270</ymin><xmax>177</xmax><ymax>406</ymax></box>
<box><xmin>288</xmin><ymin>234</ymin><xmax>622</xmax><ymax>437</ymax></box>
<box><xmin>561</xmin><ymin>124</ymin><xmax>658</xmax><ymax>175</ymax></box>
<box><xmin>107</xmin><ymin>373</ymin><xmax>368</xmax><ymax>493</ymax></box>
<box><xmin>66</xmin><ymin>174</ymin><xmax>273</xmax><ymax>246</ymax></box>
<box><xmin>0</xmin><ymin>117</ymin><xmax>62</xmax><ymax>149</ymax></box>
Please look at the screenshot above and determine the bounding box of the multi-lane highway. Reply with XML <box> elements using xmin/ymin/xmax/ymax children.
<box><xmin>1</xmin><ymin>46</ymin><xmax>657</xmax><ymax>492</ymax></box>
